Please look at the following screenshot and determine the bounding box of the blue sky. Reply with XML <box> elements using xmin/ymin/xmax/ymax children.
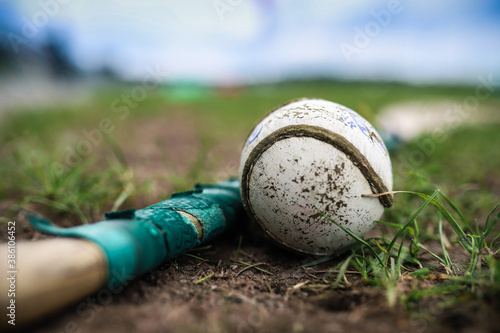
<box><xmin>2</xmin><ymin>0</ymin><xmax>500</xmax><ymax>85</ymax></box>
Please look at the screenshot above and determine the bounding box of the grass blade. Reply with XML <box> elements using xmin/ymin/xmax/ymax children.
<box><xmin>384</xmin><ymin>190</ymin><xmax>441</xmax><ymax>263</ymax></box>
<box><xmin>439</xmin><ymin>190</ymin><xmax>473</xmax><ymax>233</ymax></box>
<box><xmin>321</xmin><ymin>213</ymin><xmax>385</xmax><ymax>267</ymax></box>
<box><xmin>333</xmin><ymin>254</ymin><xmax>353</xmax><ymax>287</ymax></box>
<box><xmin>195</xmin><ymin>273</ymin><xmax>214</xmax><ymax>284</ymax></box>
<box><xmin>375</xmin><ymin>220</ymin><xmax>405</xmax><ymax>229</ymax></box>
<box><xmin>438</xmin><ymin>214</ymin><xmax>457</xmax><ymax>275</ymax></box>
<box><xmin>483</xmin><ymin>204</ymin><xmax>500</xmax><ymax>243</ymax></box>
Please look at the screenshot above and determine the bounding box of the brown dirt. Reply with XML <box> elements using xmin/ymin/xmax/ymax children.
<box><xmin>3</xmin><ymin>114</ymin><xmax>499</xmax><ymax>333</ymax></box>
<box><xmin>17</xmin><ymin>230</ymin><xmax>499</xmax><ymax>333</ymax></box>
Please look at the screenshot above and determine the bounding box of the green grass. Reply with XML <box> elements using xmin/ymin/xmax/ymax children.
<box><xmin>313</xmin><ymin>186</ymin><xmax>500</xmax><ymax>313</ymax></box>
<box><xmin>1</xmin><ymin>80</ymin><xmax>499</xmax><ymax>318</ymax></box>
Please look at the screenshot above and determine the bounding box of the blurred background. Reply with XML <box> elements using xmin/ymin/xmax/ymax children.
<box><xmin>1</xmin><ymin>0</ymin><xmax>500</xmax><ymax>99</ymax></box>
<box><xmin>1</xmin><ymin>0</ymin><xmax>500</xmax><ymax>220</ymax></box>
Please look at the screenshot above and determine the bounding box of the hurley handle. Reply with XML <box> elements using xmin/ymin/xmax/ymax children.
<box><xmin>0</xmin><ymin>238</ymin><xmax>108</xmax><ymax>327</ymax></box>
<box><xmin>0</xmin><ymin>179</ymin><xmax>244</xmax><ymax>328</ymax></box>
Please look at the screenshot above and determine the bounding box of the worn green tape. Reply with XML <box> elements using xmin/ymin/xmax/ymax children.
<box><xmin>133</xmin><ymin>206</ymin><xmax>201</xmax><ymax>260</ymax></box>
<box><xmin>27</xmin><ymin>179</ymin><xmax>244</xmax><ymax>287</ymax></box>
<box><xmin>27</xmin><ymin>215</ymin><xmax>166</xmax><ymax>286</ymax></box>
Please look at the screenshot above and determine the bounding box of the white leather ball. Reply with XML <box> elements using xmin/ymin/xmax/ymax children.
<box><xmin>239</xmin><ymin>98</ymin><xmax>393</xmax><ymax>256</ymax></box>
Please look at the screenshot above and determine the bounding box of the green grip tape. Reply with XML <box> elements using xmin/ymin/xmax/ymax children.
<box><xmin>26</xmin><ymin>215</ymin><xmax>167</xmax><ymax>286</ymax></box>
<box><xmin>26</xmin><ymin>179</ymin><xmax>244</xmax><ymax>287</ymax></box>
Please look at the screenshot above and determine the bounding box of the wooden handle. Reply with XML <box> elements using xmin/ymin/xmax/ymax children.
<box><xmin>0</xmin><ymin>238</ymin><xmax>108</xmax><ymax>328</ymax></box>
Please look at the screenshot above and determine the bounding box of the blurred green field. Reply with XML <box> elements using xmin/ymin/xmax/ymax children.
<box><xmin>0</xmin><ymin>80</ymin><xmax>479</xmax><ymax>141</ymax></box>
<box><xmin>1</xmin><ymin>81</ymin><xmax>499</xmax><ymax>215</ymax></box>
